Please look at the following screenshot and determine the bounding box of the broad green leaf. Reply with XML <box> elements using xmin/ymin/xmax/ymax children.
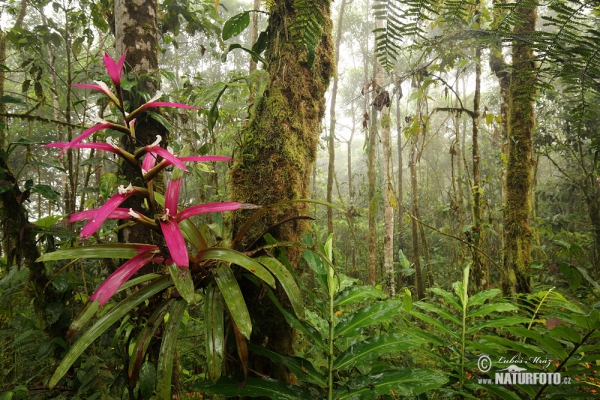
<box><xmin>335</xmin><ymin>368</ymin><xmax>448</xmax><ymax>399</ymax></box>
<box><xmin>139</xmin><ymin>361</ymin><xmax>156</xmax><ymax>400</ymax></box>
<box><xmin>410</xmin><ymin>310</ymin><xmax>460</xmax><ymax>339</ymax></box>
<box><xmin>207</xmin><ymin>85</ymin><xmax>227</xmax><ymax>134</ymax></box>
<box><xmin>429</xmin><ymin>287</ymin><xmax>461</xmax><ymax>312</ymax></box>
<box><xmin>32</xmin><ymin>214</ymin><xmax>64</xmax><ymax>228</ymax></box>
<box><xmin>49</xmin><ymin>276</ymin><xmax>172</xmax><ymax>388</ymax></box>
<box><xmin>248</xmin><ymin>343</ymin><xmax>326</xmax><ymax>388</ymax></box>
<box><xmin>414</xmin><ymin>301</ymin><xmax>462</xmax><ymax>325</ymax></box>
<box><xmin>214</xmin><ymin>264</ymin><xmax>252</xmax><ymax>339</ymax></box>
<box><xmin>547</xmin><ymin>324</ymin><xmax>581</xmax><ymax>343</ymax></box>
<box><xmin>302</xmin><ymin>249</ymin><xmax>328</xmax><ymax>291</ymax></box>
<box><xmin>265</xmin><ymin>289</ymin><xmax>327</xmax><ymax>351</ymax></box>
<box><xmin>334</xmin><ymin>334</ymin><xmax>424</xmax><ymax>371</ymax></box>
<box><xmin>128</xmin><ymin>299</ymin><xmax>174</xmax><ymax>381</ymax></box>
<box><xmin>168</xmin><ymin>264</ymin><xmax>196</xmax><ymax>305</ymax></box>
<box><xmin>481</xmin><ymin>335</ymin><xmax>546</xmax><ymax>358</ymax></box>
<box><xmin>403</xmin><ymin>288</ymin><xmax>412</xmax><ymax>313</ymax></box>
<box><xmin>222</xmin><ymin>12</ymin><xmax>250</xmax><ymax>40</ymax></box>
<box><xmin>32</xmin><ymin>184</ymin><xmax>60</xmax><ymax>201</ymax></box>
<box><xmin>192</xmin><ymin>376</ymin><xmax>311</xmax><ymax>399</ymax></box>
<box><xmin>255</xmin><ymin>256</ymin><xmax>303</xmax><ymax>318</ymax></box>
<box><xmin>205</xmin><ymin>285</ymin><xmax>225</xmax><ymax>383</ymax></box>
<box><xmin>334</xmin><ymin>286</ymin><xmax>388</xmax><ymax>307</ymax></box>
<box><xmin>334</xmin><ymin>300</ymin><xmax>402</xmax><ymax>337</ymax></box>
<box><xmin>467</xmin><ymin>317</ymin><xmax>531</xmax><ymax>334</ymax></box>
<box><xmin>157</xmin><ymin>299</ymin><xmax>187</xmax><ymax>400</ymax></box>
<box><xmin>0</xmin><ymin>95</ymin><xmax>28</xmax><ymax>106</ymax></box>
<box><xmin>467</xmin><ymin>288</ymin><xmax>502</xmax><ymax>308</ymax></box>
<box><xmin>467</xmin><ymin>302</ymin><xmax>518</xmax><ymax>317</ymax></box>
<box><xmin>149</xmin><ymin>112</ymin><xmax>173</xmax><ymax>132</ymax></box>
<box><xmin>202</xmin><ymin>248</ymin><xmax>275</xmax><ymax>288</ymax></box>
<box><xmin>99</xmin><ymin>172</ymin><xmax>117</xmax><ymax>200</ymax></box>
<box><xmin>37</xmin><ymin>244</ymin><xmax>156</xmax><ymax>262</ymax></box>
<box><xmin>398</xmin><ymin>249</ymin><xmax>410</xmax><ymax>269</ymax></box>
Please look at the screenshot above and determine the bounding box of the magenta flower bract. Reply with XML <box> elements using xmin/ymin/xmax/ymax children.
<box><xmin>80</xmin><ymin>185</ymin><xmax>137</xmax><ymax>239</ymax></box>
<box><xmin>104</xmin><ymin>51</ymin><xmax>127</xmax><ymax>86</ymax></box>
<box><xmin>70</xmin><ymin>207</ymin><xmax>132</xmax><ymax>222</ymax></box>
<box><xmin>54</xmin><ymin>123</ymin><xmax>113</xmax><ymax>157</ymax></box>
<box><xmin>90</xmin><ymin>247</ymin><xmax>161</xmax><ymax>306</ymax></box>
<box><xmin>45</xmin><ymin>141</ymin><xmax>124</xmax><ymax>156</ymax></box>
<box><xmin>149</xmin><ymin>178</ymin><xmax>247</xmax><ymax>268</ymax></box>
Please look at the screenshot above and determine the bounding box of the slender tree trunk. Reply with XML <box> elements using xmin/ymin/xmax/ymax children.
<box><xmin>502</xmin><ymin>2</ymin><xmax>537</xmax><ymax>296</ymax></box>
<box><xmin>327</xmin><ymin>0</ymin><xmax>347</xmax><ymax>237</ymax></box>
<box><xmin>410</xmin><ymin>142</ymin><xmax>425</xmax><ymax>299</ymax></box>
<box><xmin>249</xmin><ymin>0</ymin><xmax>260</xmax><ymax>74</ymax></box>
<box><xmin>229</xmin><ymin>0</ymin><xmax>333</xmax><ymax>382</ymax></box>
<box><xmin>371</xmin><ymin>3</ymin><xmax>393</xmax><ymax>293</ymax></box>
<box><xmin>396</xmin><ymin>79</ymin><xmax>403</xmax><ymax>239</ymax></box>
<box><xmin>470</xmin><ymin>29</ymin><xmax>488</xmax><ymax>291</ymax></box>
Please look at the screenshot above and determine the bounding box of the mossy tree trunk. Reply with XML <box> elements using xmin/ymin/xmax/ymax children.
<box><xmin>502</xmin><ymin>3</ymin><xmax>537</xmax><ymax>296</ymax></box>
<box><xmin>114</xmin><ymin>0</ymin><xmax>168</xmax><ymax>244</ymax></box>
<box><xmin>470</xmin><ymin>35</ymin><xmax>488</xmax><ymax>292</ymax></box>
<box><xmin>229</xmin><ymin>0</ymin><xmax>333</xmax><ymax>381</ymax></box>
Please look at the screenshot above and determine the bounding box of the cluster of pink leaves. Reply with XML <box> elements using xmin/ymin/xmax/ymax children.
<box><xmin>46</xmin><ymin>52</ymin><xmax>246</xmax><ymax>306</ymax></box>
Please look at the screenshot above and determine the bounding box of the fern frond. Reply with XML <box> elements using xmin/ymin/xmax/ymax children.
<box><xmin>289</xmin><ymin>0</ymin><xmax>328</xmax><ymax>65</ymax></box>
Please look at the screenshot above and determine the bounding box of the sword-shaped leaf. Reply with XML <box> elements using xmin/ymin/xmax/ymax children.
<box><xmin>214</xmin><ymin>264</ymin><xmax>252</xmax><ymax>339</ymax></box>
<box><xmin>205</xmin><ymin>285</ymin><xmax>225</xmax><ymax>383</ymax></box>
<box><xmin>49</xmin><ymin>276</ymin><xmax>172</xmax><ymax>388</ymax></box>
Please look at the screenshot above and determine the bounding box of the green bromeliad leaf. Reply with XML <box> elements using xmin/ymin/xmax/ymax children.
<box><xmin>334</xmin><ymin>286</ymin><xmax>388</xmax><ymax>307</ymax></box>
<box><xmin>37</xmin><ymin>244</ymin><xmax>156</xmax><ymax>261</ymax></box>
<box><xmin>213</xmin><ymin>264</ymin><xmax>252</xmax><ymax>339</ymax></box>
<box><xmin>202</xmin><ymin>248</ymin><xmax>275</xmax><ymax>288</ymax></box>
<box><xmin>205</xmin><ymin>284</ymin><xmax>225</xmax><ymax>383</ymax></box>
<box><xmin>255</xmin><ymin>256</ymin><xmax>303</xmax><ymax>319</ymax></box>
<box><xmin>49</xmin><ymin>276</ymin><xmax>172</xmax><ymax>388</ymax></box>
<box><xmin>157</xmin><ymin>299</ymin><xmax>187</xmax><ymax>400</ymax></box>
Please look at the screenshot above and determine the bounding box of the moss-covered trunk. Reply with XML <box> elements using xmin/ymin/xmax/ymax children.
<box><xmin>114</xmin><ymin>0</ymin><xmax>168</xmax><ymax>244</ymax></box>
<box><xmin>229</xmin><ymin>0</ymin><xmax>333</xmax><ymax>381</ymax></box>
<box><xmin>502</xmin><ymin>3</ymin><xmax>537</xmax><ymax>296</ymax></box>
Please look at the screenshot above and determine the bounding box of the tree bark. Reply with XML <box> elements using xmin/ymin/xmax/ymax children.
<box><xmin>327</xmin><ymin>0</ymin><xmax>347</xmax><ymax>237</ymax></box>
<box><xmin>502</xmin><ymin>2</ymin><xmax>537</xmax><ymax>296</ymax></box>
<box><xmin>229</xmin><ymin>0</ymin><xmax>333</xmax><ymax>382</ymax></box>
<box><xmin>114</xmin><ymin>0</ymin><xmax>167</xmax><ymax>245</ymax></box>
<box><xmin>470</xmin><ymin>34</ymin><xmax>488</xmax><ymax>291</ymax></box>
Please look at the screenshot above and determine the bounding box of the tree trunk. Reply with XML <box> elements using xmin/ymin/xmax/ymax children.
<box><xmin>327</xmin><ymin>0</ymin><xmax>347</xmax><ymax>237</ymax></box>
<box><xmin>371</xmin><ymin>8</ymin><xmax>394</xmax><ymax>295</ymax></box>
<box><xmin>229</xmin><ymin>0</ymin><xmax>333</xmax><ymax>382</ymax></box>
<box><xmin>410</xmin><ymin>142</ymin><xmax>425</xmax><ymax>300</ymax></box>
<box><xmin>114</xmin><ymin>0</ymin><xmax>167</xmax><ymax>244</ymax></box>
<box><xmin>470</xmin><ymin>35</ymin><xmax>488</xmax><ymax>291</ymax></box>
<box><xmin>502</xmin><ymin>3</ymin><xmax>537</xmax><ymax>296</ymax></box>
